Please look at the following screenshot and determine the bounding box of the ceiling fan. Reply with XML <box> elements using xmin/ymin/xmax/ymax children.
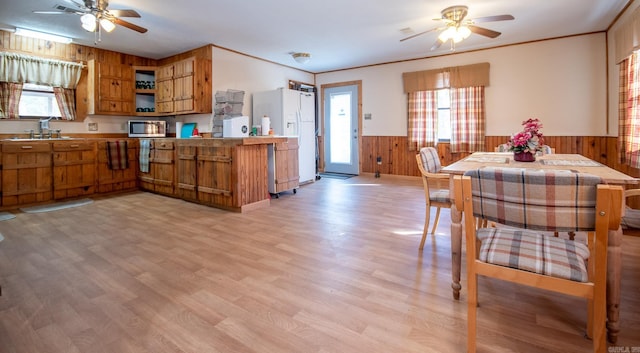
<box><xmin>34</xmin><ymin>0</ymin><xmax>147</xmax><ymax>36</ymax></box>
<box><xmin>400</xmin><ymin>5</ymin><xmax>514</xmax><ymax>51</ymax></box>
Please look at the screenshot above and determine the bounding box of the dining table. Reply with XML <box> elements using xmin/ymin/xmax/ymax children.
<box><xmin>440</xmin><ymin>152</ymin><xmax>639</xmax><ymax>344</ymax></box>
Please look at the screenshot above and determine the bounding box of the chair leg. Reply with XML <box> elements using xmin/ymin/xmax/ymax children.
<box><xmin>430</xmin><ymin>207</ymin><xmax>441</xmax><ymax>234</ymax></box>
<box><xmin>587</xmin><ymin>299</ymin><xmax>594</xmax><ymax>339</ymax></box>
<box><xmin>419</xmin><ymin>205</ymin><xmax>431</xmax><ymax>250</ymax></box>
<box><xmin>592</xmin><ymin>285</ymin><xmax>607</xmax><ymax>353</ymax></box>
<box><xmin>468</xmin><ymin>271</ymin><xmax>478</xmax><ymax>353</ymax></box>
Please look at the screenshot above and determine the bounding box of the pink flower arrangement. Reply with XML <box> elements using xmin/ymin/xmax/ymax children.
<box><xmin>508</xmin><ymin>118</ymin><xmax>544</xmax><ymax>153</ymax></box>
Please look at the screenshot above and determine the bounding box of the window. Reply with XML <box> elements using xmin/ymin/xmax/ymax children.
<box><xmin>18</xmin><ymin>83</ymin><xmax>61</xmax><ymax>119</ymax></box>
<box><xmin>436</xmin><ymin>89</ymin><xmax>451</xmax><ymax>140</ymax></box>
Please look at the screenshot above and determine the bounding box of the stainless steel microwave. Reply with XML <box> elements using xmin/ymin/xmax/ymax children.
<box><xmin>128</xmin><ymin>120</ymin><xmax>166</xmax><ymax>137</ymax></box>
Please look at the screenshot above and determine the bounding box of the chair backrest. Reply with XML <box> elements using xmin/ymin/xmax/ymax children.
<box><xmin>418</xmin><ymin>147</ymin><xmax>442</xmax><ymax>173</ymax></box>
<box><xmin>541</xmin><ymin>145</ymin><xmax>554</xmax><ymax>154</ymax></box>
<box><xmin>462</xmin><ymin>168</ymin><xmax>607</xmax><ymax>232</ymax></box>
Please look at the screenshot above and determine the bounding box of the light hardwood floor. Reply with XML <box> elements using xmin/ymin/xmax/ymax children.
<box><xmin>0</xmin><ymin>174</ymin><xmax>638</xmax><ymax>353</ymax></box>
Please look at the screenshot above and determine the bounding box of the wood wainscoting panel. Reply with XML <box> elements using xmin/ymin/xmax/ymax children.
<box><xmin>360</xmin><ymin>136</ymin><xmax>640</xmax><ymax>181</ymax></box>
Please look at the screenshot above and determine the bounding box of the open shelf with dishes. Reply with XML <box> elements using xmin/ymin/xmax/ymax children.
<box><xmin>134</xmin><ymin>67</ymin><xmax>156</xmax><ymax>115</ymax></box>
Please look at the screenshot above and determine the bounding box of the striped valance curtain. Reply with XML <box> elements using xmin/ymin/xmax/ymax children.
<box><xmin>402</xmin><ymin>62</ymin><xmax>490</xmax><ymax>92</ymax></box>
<box><xmin>404</xmin><ymin>63</ymin><xmax>488</xmax><ymax>152</ymax></box>
<box><xmin>615</xmin><ymin>6</ymin><xmax>640</xmax><ymax>64</ymax></box>
<box><xmin>0</xmin><ymin>52</ymin><xmax>83</xmax><ymax>89</ymax></box>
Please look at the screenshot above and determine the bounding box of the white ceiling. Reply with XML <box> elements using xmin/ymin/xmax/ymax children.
<box><xmin>0</xmin><ymin>0</ymin><xmax>632</xmax><ymax>73</ymax></box>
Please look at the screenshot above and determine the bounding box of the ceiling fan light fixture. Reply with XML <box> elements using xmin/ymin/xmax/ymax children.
<box><xmin>458</xmin><ymin>25</ymin><xmax>471</xmax><ymax>39</ymax></box>
<box><xmin>80</xmin><ymin>13</ymin><xmax>97</xmax><ymax>32</ymax></box>
<box><xmin>292</xmin><ymin>52</ymin><xmax>311</xmax><ymax>64</ymax></box>
<box><xmin>438</xmin><ymin>26</ymin><xmax>472</xmax><ymax>44</ymax></box>
<box><xmin>100</xmin><ymin>18</ymin><xmax>116</xmax><ymax>32</ymax></box>
<box><xmin>438</xmin><ymin>26</ymin><xmax>456</xmax><ymax>43</ymax></box>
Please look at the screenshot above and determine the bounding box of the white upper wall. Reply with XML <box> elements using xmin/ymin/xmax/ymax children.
<box><xmin>174</xmin><ymin>46</ymin><xmax>315</xmax><ymax>133</ymax></box>
<box><xmin>0</xmin><ymin>34</ymin><xmax>612</xmax><ymax>138</ymax></box>
<box><xmin>316</xmin><ymin>33</ymin><xmax>608</xmax><ymax>137</ymax></box>
<box><xmin>211</xmin><ymin>46</ymin><xmax>314</xmax><ymax>127</ymax></box>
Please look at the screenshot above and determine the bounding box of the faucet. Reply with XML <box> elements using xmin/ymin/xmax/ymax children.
<box><xmin>38</xmin><ymin>117</ymin><xmax>55</xmax><ymax>138</ymax></box>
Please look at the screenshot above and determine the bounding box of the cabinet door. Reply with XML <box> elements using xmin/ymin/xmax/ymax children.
<box><xmin>177</xmin><ymin>144</ymin><xmax>197</xmax><ymax>201</ymax></box>
<box><xmin>197</xmin><ymin>144</ymin><xmax>233</xmax><ymax>207</ymax></box>
<box><xmin>97</xmin><ymin>62</ymin><xmax>134</xmax><ymax>114</ymax></box>
<box><xmin>52</xmin><ymin>141</ymin><xmax>96</xmax><ymax>199</ymax></box>
<box><xmin>174</xmin><ymin>58</ymin><xmax>195</xmax><ymax>113</ymax></box>
<box><xmin>274</xmin><ymin>139</ymin><xmax>300</xmax><ymax>193</ymax></box>
<box><xmin>97</xmin><ymin>140</ymin><xmax>138</xmax><ymax>193</ymax></box>
<box><xmin>152</xmin><ymin>139</ymin><xmax>175</xmax><ymax>196</ymax></box>
<box><xmin>155</xmin><ymin>64</ymin><xmax>174</xmax><ymax>114</ymax></box>
<box><xmin>1</xmin><ymin>143</ymin><xmax>52</xmax><ymax>206</ymax></box>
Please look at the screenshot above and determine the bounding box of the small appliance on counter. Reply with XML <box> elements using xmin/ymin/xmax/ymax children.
<box><xmin>223</xmin><ymin>116</ymin><xmax>249</xmax><ymax>137</ymax></box>
<box><xmin>128</xmin><ymin>120</ymin><xmax>166</xmax><ymax>137</ymax></box>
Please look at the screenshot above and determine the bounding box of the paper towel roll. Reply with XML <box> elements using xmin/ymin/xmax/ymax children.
<box><xmin>176</xmin><ymin>122</ymin><xmax>183</xmax><ymax>139</ymax></box>
<box><xmin>261</xmin><ymin>116</ymin><xmax>270</xmax><ymax>136</ymax></box>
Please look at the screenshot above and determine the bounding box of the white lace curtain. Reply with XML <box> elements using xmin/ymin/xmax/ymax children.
<box><xmin>0</xmin><ymin>52</ymin><xmax>83</xmax><ymax>88</ymax></box>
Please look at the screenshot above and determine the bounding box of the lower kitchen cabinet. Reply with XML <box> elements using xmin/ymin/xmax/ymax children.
<box><xmin>268</xmin><ymin>137</ymin><xmax>299</xmax><ymax>196</ymax></box>
<box><xmin>196</xmin><ymin>142</ymin><xmax>235</xmax><ymax>209</ymax></box>
<box><xmin>176</xmin><ymin>143</ymin><xmax>198</xmax><ymax>201</ymax></box>
<box><xmin>53</xmin><ymin>141</ymin><xmax>97</xmax><ymax>199</ymax></box>
<box><xmin>1</xmin><ymin>142</ymin><xmax>52</xmax><ymax>207</ymax></box>
<box><xmin>96</xmin><ymin>139</ymin><xmax>138</xmax><ymax>193</ymax></box>
<box><xmin>139</xmin><ymin>139</ymin><xmax>175</xmax><ymax>196</ymax></box>
<box><xmin>176</xmin><ymin>138</ymin><xmax>280</xmax><ymax>212</ymax></box>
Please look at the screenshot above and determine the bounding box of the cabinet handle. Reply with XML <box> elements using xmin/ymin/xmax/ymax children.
<box><xmin>21</xmin><ymin>145</ymin><xmax>33</xmax><ymax>149</ymax></box>
<box><xmin>70</xmin><ymin>144</ymin><xmax>80</xmax><ymax>148</ymax></box>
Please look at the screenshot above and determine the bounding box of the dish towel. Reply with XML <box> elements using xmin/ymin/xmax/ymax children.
<box><xmin>106</xmin><ymin>140</ymin><xmax>129</xmax><ymax>170</ymax></box>
<box><xmin>139</xmin><ymin>139</ymin><xmax>151</xmax><ymax>173</ymax></box>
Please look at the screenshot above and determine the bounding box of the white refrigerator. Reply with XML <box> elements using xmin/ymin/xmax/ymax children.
<box><xmin>253</xmin><ymin>88</ymin><xmax>316</xmax><ymax>184</ymax></box>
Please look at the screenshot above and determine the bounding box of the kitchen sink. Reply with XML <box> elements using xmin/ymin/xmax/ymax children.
<box><xmin>2</xmin><ymin>137</ymin><xmax>84</xmax><ymax>141</ymax></box>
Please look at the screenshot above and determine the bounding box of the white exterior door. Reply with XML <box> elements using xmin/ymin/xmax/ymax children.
<box><xmin>323</xmin><ymin>84</ymin><xmax>359</xmax><ymax>175</ymax></box>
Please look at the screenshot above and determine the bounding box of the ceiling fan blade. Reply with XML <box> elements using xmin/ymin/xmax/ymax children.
<box><xmin>470</xmin><ymin>14</ymin><xmax>514</xmax><ymax>23</ymax></box>
<box><xmin>430</xmin><ymin>39</ymin><xmax>443</xmax><ymax>51</ymax></box>
<box><xmin>399</xmin><ymin>27</ymin><xmax>442</xmax><ymax>42</ymax></box>
<box><xmin>66</xmin><ymin>0</ymin><xmax>89</xmax><ymax>10</ymax></box>
<box><xmin>33</xmin><ymin>10</ymin><xmax>74</xmax><ymax>14</ymax></box>
<box><xmin>33</xmin><ymin>4</ymin><xmax>85</xmax><ymax>15</ymax></box>
<box><xmin>109</xmin><ymin>9</ymin><xmax>141</xmax><ymax>18</ymax></box>
<box><xmin>113</xmin><ymin>18</ymin><xmax>148</xmax><ymax>33</ymax></box>
<box><xmin>468</xmin><ymin>25</ymin><xmax>501</xmax><ymax>38</ymax></box>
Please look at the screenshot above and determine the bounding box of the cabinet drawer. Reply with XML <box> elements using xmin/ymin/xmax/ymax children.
<box><xmin>154</xmin><ymin>140</ymin><xmax>174</xmax><ymax>150</ymax></box>
<box><xmin>2</xmin><ymin>143</ymin><xmax>51</xmax><ymax>153</ymax></box>
<box><xmin>53</xmin><ymin>141</ymin><xmax>95</xmax><ymax>152</ymax></box>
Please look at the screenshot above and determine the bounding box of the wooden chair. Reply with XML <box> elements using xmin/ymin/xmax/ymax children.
<box><xmin>494</xmin><ymin>143</ymin><xmax>510</xmax><ymax>152</ymax></box>
<box><xmin>541</xmin><ymin>145</ymin><xmax>555</xmax><ymax>154</ymax></box>
<box><xmin>415</xmin><ymin>147</ymin><xmax>451</xmax><ymax>250</ymax></box>
<box><xmin>622</xmin><ymin>188</ymin><xmax>640</xmax><ymax>235</ymax></box>
<box><xmin>454</xmin><ymin>168</ymin><xmax>623</xmax><ymax>353</ymax></box>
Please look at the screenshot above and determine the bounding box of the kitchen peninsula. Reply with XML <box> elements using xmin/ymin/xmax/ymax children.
<box><xmin>0</xmin><ymin>136</ymin><xmax>299</xmax><ymax>213</ymax></box>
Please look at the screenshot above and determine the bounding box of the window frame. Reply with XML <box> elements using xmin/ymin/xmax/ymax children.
<box><xmin>18</xmin><ymin>83</ymin><xmax>62</xmax><ymax>120</ymax></box>
<box><xmin>436</xmin><ymin>88</ymin><xmax>451</xmax><ymax>142</ymax></box>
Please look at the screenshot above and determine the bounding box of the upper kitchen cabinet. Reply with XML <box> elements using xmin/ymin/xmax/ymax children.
<box><xmin>155</xmin><ymin>64</ymin><xmax>174</xmax><ymax>114</ymax></box>
<box><xmin>86</xmin><ymin>60</ymin><xmax>135</xmax><ymax>115</ymax></box>
<box><xmin>155</xmin><ymin>57</ymin><xmax>212</xmax><ymax>115</ymax></box>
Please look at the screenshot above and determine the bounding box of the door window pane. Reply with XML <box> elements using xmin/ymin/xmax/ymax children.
<box><xmin>329</xmin><ymin>92</ymin><xmax>352</xmax><ymax>164</ymax></box>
